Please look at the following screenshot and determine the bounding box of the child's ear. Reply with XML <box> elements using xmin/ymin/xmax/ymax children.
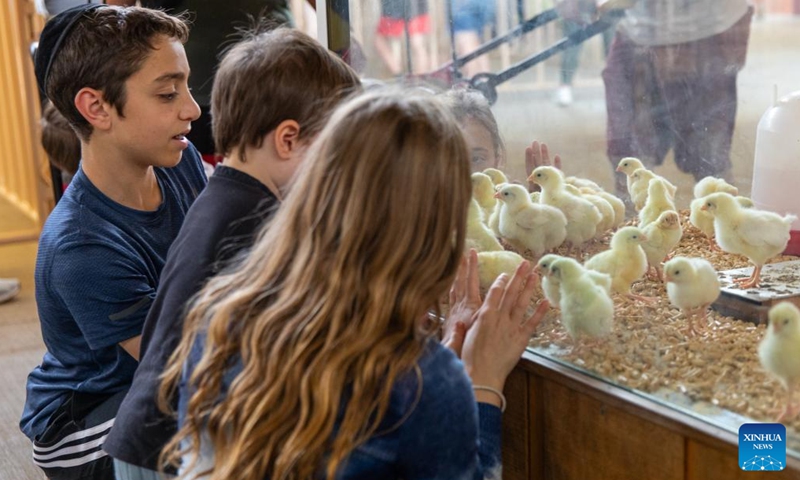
<box><xmin>273</xmin><ymin>120</ymin><xmax>301</xmax><ymax>160</ymax></box>
<box><xmin>74</xmin><ymin>87</ymin><xmax>112</xmax><ymax>132</ymax></box>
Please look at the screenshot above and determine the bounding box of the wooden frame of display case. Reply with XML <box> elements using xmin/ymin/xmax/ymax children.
<box><xmin>501</xmin><ymin>351</ymin><xmax>800</xmax><ymax>480</ymax></box>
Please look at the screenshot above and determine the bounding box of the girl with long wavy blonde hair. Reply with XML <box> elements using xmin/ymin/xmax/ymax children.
<box><xmin>160</xmin><ymin>90</ymin><xmax>548</xmax><ymax>480</ymax></box>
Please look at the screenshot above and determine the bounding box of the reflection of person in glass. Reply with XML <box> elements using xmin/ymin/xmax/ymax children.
<box><xmin>450</xmin><ymin>0</ymin><xmax>496</xmax><ymax>78</ymax></box>
<box><xmin>374</xmin><ymin>0</ymin><xmax>431</xmax><ymax>75</ymax></box>
<box><xmin>600</xmin><ymin>0</ymin><xmax>752</xmax><ymax>194</ymax></box>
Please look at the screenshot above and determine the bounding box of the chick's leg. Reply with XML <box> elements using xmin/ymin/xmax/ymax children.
<box><xmin>708</xmin><ymin>236</ymin><xmax>721</xmax><ymax>252</ymax></box>
<box><xmin>734</xmin><ymin>264</ymin><xmax>763</xmax><ymax>289</ymax></box>
<box><xmin>777</xmin><ymin>380</ymin><xmax>799</xmax><ymax>422</ymax></box>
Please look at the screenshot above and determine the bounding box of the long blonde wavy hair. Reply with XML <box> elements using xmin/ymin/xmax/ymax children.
<box><xmin>159</xmin><ymin>90</ymin><xmax>472</xmax><ymax>480</ymax></box>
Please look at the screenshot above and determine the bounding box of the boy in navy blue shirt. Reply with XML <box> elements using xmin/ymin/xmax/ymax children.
<box><xmin>20</xmin><ymin>6</ymin><xmax>206</xmax><ymax>479</ymax></box>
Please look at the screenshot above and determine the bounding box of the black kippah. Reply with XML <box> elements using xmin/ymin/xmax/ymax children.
<box><xmin>34</xmin><ymin>3</ymin><xmax>103</xmax><ymax>98</ymax></box>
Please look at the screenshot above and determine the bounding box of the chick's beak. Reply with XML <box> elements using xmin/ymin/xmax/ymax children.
<box><xmin>615</xmin><ymin>166</ymin><xmax>622</xmax><ymax>173</ymax></box>
<box><xmin>700</xmin><ymin>204</ymin><xmax>708</xmax><ymax>211</ymax></box>
<box><xmin>493</xmin><ymin>192</ymin><xmax>502</xmax><ymax>199</ymax></box>
<box><xmin>639</xmin><ymin>234</ymin><xmax>648</xmax><ymax>242</ymax></box>
<box><xmin>526</xmin><ymin>174</ymin><xmax>536</xmax><ymax>184</ymax></box>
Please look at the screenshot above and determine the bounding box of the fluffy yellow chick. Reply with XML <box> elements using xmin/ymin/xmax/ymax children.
<box><xmin>566</xmin><ymin>185</ymin><xmax>614</xmax><ymax>237</ymax></box>
<box><xmin>641</xmin><ymin>210</ymin><xmax>683</xmax><ymax>281</ymax></box>
<box><xmin>471</xmin><ymin>172</ymin><xmax>497</xmax><ymax>223</ymax></box>
<box><xmin>638</xmin><ymin>178</ymin><xmax>677</xmax><ymax>228</ymax></box>
<box><xmin>494</xmin><ymin>184</ymin><xmax>567</xmax><ymax>257</ymax></box>
<box><xmin>566</xmin><ymin>176</ymin><xmax>603</xmax><ymax>193</ymax></box>
<box><xmin>548</xmin><ymin>257</ymin><xmax>614</xmax><ymax>343</ymax></box>
<box><xmin>627</xmin><ymin>168</ymin><xmax>678</xmax><ymax>211</ymax></box>
<box><xmin>466</xmin><ymin>198</ymin><xmax>503</xmax><ymax>253</ymax></box>
<box><xmin>759</xmin><ymin>302</ymin><xmax>800</xmax><ymax>421</ymax></box>
<box><xmin>701</xmin><ymin>192</ymin><xmax>797</xmax><ymax>289</ymax></box>
<box><xmin>537</xmin><ymin>254</ymin><xmax>563</xmax><ymax>306</ymax></box>
<box><xmin>483</xmin><ymin>167</ymin><xmax>509</xmax><ymax>186</ymax></box>
<box><xmin>690</xmin><ymin>195</ymin><xmax>753</xmax><ymax>250</ymax></box>
<box><xmin>663</xmin><ymin>256</ymin><xmax>720</xmax><ymax>335</ymax></box>
<box><xmin>585</xmin><ymin>226</ymin><xmax>651</xmax><ymax>302</ymax></box>
<box><xmin>529</xmin><ymin>166</ymin><xmax>602</xmax><ymax>252</ymax></box>
<box><xmin>693</xmin><ymin>176</ymin><xmax>738</xmax><ymax>199</ymax></box>
<box><xmin>591</xmin><ymin>190</ymin><xmax>626</xmax><ymax>229</ymax></box>
<box><xmin>476</xmin><ymin>251</ymin><xmax>524</xmax><ymax>290</ymax></box>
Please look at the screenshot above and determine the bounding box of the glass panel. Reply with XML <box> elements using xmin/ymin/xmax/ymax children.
<box><xmin>333</xmin><ymin>0</ymin><xmax>800</xmax><ymax>460</ymax></box>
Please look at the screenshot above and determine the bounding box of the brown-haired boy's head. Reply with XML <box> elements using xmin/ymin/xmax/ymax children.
<box><xmin>41</xmin><ymin>102</ymin><xmax>80</xmax><ymax>175</ymax></box>
<box><xmin>43</xmin><ymin>6</ymin><xmax>190</xmax><ymax>141</ymax></box>
<box><xmin>211</xmin><ymin>28</ymin><xmax>362</xmax><ymax>162</ymax></box>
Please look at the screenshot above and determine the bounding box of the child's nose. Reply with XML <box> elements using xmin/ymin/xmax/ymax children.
<box><xmin>182</xmin><ymin>94</ymin><xmax>201</xmax><ymax>122</ymax></box>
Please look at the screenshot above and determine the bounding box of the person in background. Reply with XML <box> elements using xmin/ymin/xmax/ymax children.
<box><xmin>103</xmin><ymin>27</ymin><xmax>361</xmax><ymax>480</ymax></box>
<box><xmin>20</xmin><ymin>6</ymin><xmax>206</xmax><ymax>479</ymax></box>
<box><xmin>600</xmin><ymin>0</ymin><xmax>752</xmax><ymax>195</ymax></box>
<box><xmin>160</xmin><ymin>90</ymin><xmax>549</xmax><ymax>479</ymax></box>
<box><xmin>555</xmin><ymin>0</ymin><xmax>615</xmax><ymax>107</ymax></box>
<box><xmin>450</xmin><ymin>0</ymin><xmax>495</xmax><ymax>78</ymax></box>
<box><xmin>444</xmin><ymin>87</ymin><xmax>562</xmax><ymax>187</ymax></box>
<box><xmin>373</xmin><ymin>0</ymin><xmax>431</xmax><ymax>75</ymax></box>
<box><xmin>41</xmin><ymin>102</ymin><xmax>80</xmax><ymax>185</ymax></box>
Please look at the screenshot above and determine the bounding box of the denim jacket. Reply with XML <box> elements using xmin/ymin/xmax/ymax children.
<box><xmin>179</xmin><ymin>338</ymin><xmax>502</xmax><ymax>479</ymax></box>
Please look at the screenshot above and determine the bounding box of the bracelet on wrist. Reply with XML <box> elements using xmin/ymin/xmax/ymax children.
<box><xmin>472</xmin><ymin>385</ymin><xmax>507</xmax><ymax>413</ymax></box>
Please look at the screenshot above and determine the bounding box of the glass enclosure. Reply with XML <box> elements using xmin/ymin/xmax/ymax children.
<box><xmin>317</xmin><ymin>0</ymin><xmax>800</xmax><ymax>461</ymax></box>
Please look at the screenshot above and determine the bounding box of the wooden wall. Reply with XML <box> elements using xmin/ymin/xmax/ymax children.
<box><xmin>0</xmin><ymin>0</ymin><xmax>49</xmax><ymax>244</ymax></box>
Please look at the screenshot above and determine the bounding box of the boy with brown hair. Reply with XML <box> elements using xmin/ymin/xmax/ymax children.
<box><xmin>20</xmin><ymin>5</ymin><xmax>207</xmax><ymax>479</ymax></box>
<box><xmin>102</xmin><ymin>27</ymin><xmax>360</xmax><ymax>479</ymax></box>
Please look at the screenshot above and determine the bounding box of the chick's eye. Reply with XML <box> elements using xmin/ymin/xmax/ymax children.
<box><xmin>536</xmin><ymin>173</ymin><xmax>542</xmax><ymax>178</ymax></box>
<box><xmin>503</xmin><ymin>192</ymin><xmax>510</xmax><ymax>196</ymax></box>
<box><xmin>674</xmin><ymin>270</ymin><xmax>680</xmax><ymax>275</ymax></box>
<box><xmin>784</xmin><ymin>319</ymin><xmax>790</xmax><ymax>325</ymax></box>
<box><xmin>632</xmin><ymin>235</ymin><xmax>638</xmax><ymax>239</ymax></box>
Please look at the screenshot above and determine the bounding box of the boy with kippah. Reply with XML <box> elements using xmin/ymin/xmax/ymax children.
<box><xmin>20</xmin><ymin>5</ymin><xmax>206</xmax><ymax>479</ymax></box>
<box><xmin>102</xmin><ymin>28</ymin><xmax>360</xmax><ymax>479</ymax></box>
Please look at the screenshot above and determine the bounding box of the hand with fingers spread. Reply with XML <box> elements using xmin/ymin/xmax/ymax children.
<box><xmin>461</xmin><ymin>261</ymin><xmax>550</xmax><ymax>400</ymax></box>
<box><xmin>526</xmin><ymin>141</ymin><xmax>562</xmax><ymax>193</ymax></box>
<box><xmin>443</xmin><ymin>250</ymin><xmax>482</xmax><ymax>357</ymax></box>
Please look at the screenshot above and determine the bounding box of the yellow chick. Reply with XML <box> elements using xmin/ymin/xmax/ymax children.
<box><xmin>476</xmin><ymin>251</ymin><xmax>524</xmax><ymax>290</ymax></box>
<box><xmin>638</xmin><ymin>178</ymin><xmax>677</xmax><ymax>229</ymax></box>
<box><xmin>701</xmin><ymin>192</ymin><xmax>797</xmax><ymax>289</ymax></box>
<box><xmin>537</xmin><ymin>254</ymin><xmax>563</xmax><ymax>306</ymax></box>
<box><xmin>585</xmin><ymin>226</ymin><xmax>651</xmax><ymax>302</ymax></box>
<box><xmin>466</xmin><ymin>198</ymin><xmax>503</xmax><ymax>253</ymax></box>
<box><xmin>495</xmin><ymin>184</ymin><xmax>567</xmax><ymax>257</ymax></box>
<box><xmin>663</xmin><ymin>256</ymin><xmax>720</xmax><ymax>335</ymax></box>
<box><xmin>483</xmin><ymin>167</ymin><xmax>509</xmax><ymax>186</ymax></box>
<box><xmin>471</xmin><ymin>172</ymin><xmax>497</xmax><ymax>223</ymax></box>
<box><xmin>759</xmin><ymin>302</ymin><xmax>800</xmax><ymax>421</ymax></box>
<box><xmin>690</xmin><ymin>195</ymin><xmax>752</xmax><ymax>250</ymax></box>
<box><xmin>627</xmin><ymin>168</ymin><xmax>678</xmax><ymax>212</ymax></box>
<box><xmin>693</xmin><ymin>176</ymin><xmax>738</xmax><ymax>199</ymax></box>
<box><xmin>548</xmin><ymin>257</ymin><xmax>614</xmax><ymax>343</ymax></box>
<box><xmin>641</xmin><ymin>210</ymin><xmax>683</xmax><ymax>281</ymax></box>
<box><xmin>565</xmin><ymin>176</ymin><xmax>603</xmax><ymax>193</ymax></box>
<box><xmin>529</xmin><ymin>166</ymin><xmax>602</xmax><ymax>252</ymax></box>
<box><xmin>591</xmin><ymin>190</ymin><xmax>626</xmax><ymax>229</ymax></box>
<box><xmin>566</xmin><ymin>185</ymin><xmax>615</xmax><ymax>237</ymax></box>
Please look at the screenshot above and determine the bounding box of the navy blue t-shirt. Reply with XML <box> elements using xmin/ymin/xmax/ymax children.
<box><xmin>20</xmin><ymin>146</ymin><xmax>207</xmax><ymax>440</ymax></box>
